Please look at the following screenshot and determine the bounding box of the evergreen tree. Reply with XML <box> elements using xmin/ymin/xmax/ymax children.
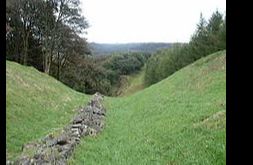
<box><xmin>206</xmin><ymin>10</ymin><xmax>225</xmax><ymax>51</ymax></box>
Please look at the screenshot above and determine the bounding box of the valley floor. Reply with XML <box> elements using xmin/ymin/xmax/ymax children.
<box><xmin>116</xmin><ymin>66</ymin><xmax>146</xmax><ymax>97</ymax></box>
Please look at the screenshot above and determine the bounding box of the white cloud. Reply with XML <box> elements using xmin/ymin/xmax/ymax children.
<box><xmin>80</xmin><ymin>0</ymin><xmax>226</xmax><ymax>43</ymax></box>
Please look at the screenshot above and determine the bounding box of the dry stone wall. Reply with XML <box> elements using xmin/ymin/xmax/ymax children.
<box><xmin>8</xmin><ymin>92</ymin><xmax>106</xmax><ymax>165</ymax></box>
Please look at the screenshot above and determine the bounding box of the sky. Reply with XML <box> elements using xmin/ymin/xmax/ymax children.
<box><xmin>80</xmin><ymin>0</ymin><xmax>226</xmax><ymax>43</ymax></box>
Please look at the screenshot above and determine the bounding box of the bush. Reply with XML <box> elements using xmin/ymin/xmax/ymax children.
<box><xmin>103</xmin><ymin>52</ymin><xmax>150</xmax><ymax>75</ymax></box>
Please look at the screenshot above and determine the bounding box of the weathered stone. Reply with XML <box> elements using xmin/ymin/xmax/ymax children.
<box><xmin>34</xmin><ymin>159</ymin><xmax>51</xmax><ymax>165</ymax></box>
<box><xmin>13</xmin><ymin>92</ymin><xmax>106</xmax><ymax>165</ymax></box>
<box><xmin>57</xmin><ymin>135</ymin><xmax>68</xmax><ymax>145</ymax></box>
<box><xmin>54</xmin><ymin>158</ymin><xmax>67</xmax><ymax>165</ymax></box>
<box><xmin>6</xmin><ymin>160</ymin><xmax>14</xmax><ymax>165</ymax></box>
<box><xmin>72</xmin><ymin>132</ymin><xmax>80</xmax><ymax>138</ymax></box>
<box><xmin>15</xmin><ymin>156</ymin><xmax>31</xmax><ymax>165</ymax></box>
<box><xmin>80</xmin><ymin>126</ymin><xmax>89</xmax><ymax>136</ymax></box>
<box><xmin>71</xmin><ymin>128</ymin><xmax>79</xmax><ymax>132</ymax></box>
<box><xmin>46</xmin><ymin>139</ymin><xmax>57</xmax><ymax>147</ymax></box>
<box><xmin>22</xmin><ymin>142</ymin><xmax>38</xmax><ymax>152</ymax></box>
<box><xmin>73</xmin><ymin>116</ymin><xmax>83</xmax><ymax>124</ymax></box>
<box><xmin>84</xmin><ymin>105</ymin><xmax>93</xmax><ymax>112</ymax></box>
<box><xmin>33</xmin><ymin>152</ymin><xmax>45</xmax><ymax>160</ymax></box>
<box><xmin>72</xmin><ymin>124</ymin><xmax>82</xmax><ymax>128</ymax></box>
<box><xmin>88</xmin><ymin>128</ymin><xmax>97</xmax><ymax>136</ymax></box>
<box><xmin>74</xmin><ymin>137</ymin><xmax>80</xmax><ymax>141</ymax></box>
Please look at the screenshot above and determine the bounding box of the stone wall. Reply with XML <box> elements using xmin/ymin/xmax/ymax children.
<box><xmin>8</xmin><ymin>92</ymin><xmax>106</xmax><ymax>165</ymax></box>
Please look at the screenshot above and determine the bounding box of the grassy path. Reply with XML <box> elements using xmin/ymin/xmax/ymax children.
<box><xmin>117</xmin><ymin>66</ymin><xmax>146</xmax><ymax>97</ymax></box>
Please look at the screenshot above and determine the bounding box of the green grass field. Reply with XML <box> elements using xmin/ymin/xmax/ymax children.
<box><xmin>69</xmin><ymin>50</ymin><xmax>226</xmax><ymax>164</ymax></box>
<box><xmin>6</xmin><ymin>50</ymin><xmax>226</xmax><ymax>164</ymax></box>
<box><xmin>6</xmin><ymin>61</ymin><xmax>91</xmax><ymax>160</ymax></box>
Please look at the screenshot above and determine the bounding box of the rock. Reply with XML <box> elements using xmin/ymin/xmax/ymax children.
<box><xmin>22</xmin><ymin>142</ymin><xmax>39</xmax><ymax>152</ymax></box>
<box><xmin>80</xmin><ymin>125</ymin><xmax>89</xmax><ymax>136</ymax></box>
<box><xmin>33</xmin><ymin>159</ymin><xmax>50</xmax><ymax>165</ymax></box>
<box><xmin>82</xmin><ymin>125</ymin><xmax>88</xmax><ymax>129</ymax></box>
<box><xmin>42</xmin><ymin>134</ymin><xmax>58</xmax><ymax>147</ymax></box>
<box><xmin>57</xmin><ymin>135</ymin><xmax>68</xmax><ymax>145</ymax></box>
<box><xmin>60</xmin><ymin>143</ymin><xmax>75</xmax><ymax>158</ymax></box>
<box><xmin>88</xmin><ymin>128</ymin><xmax>97</xmax><ymax>136</ymax></box>
<box><xmin>15</xmin><ymin>156</ymin><xmax>31</xmax><ymax>165</ymax></box>
<box><xmin>72</xmin><ymin>124</ymin><xmax>82</xmax><ymax>128</ymax></box>
<box><xmin>73</xmin><ymin>115</ymin><xmax>83</xmax><ymax>124</ymax></box>
<box><xmin>34</xmin><ymin>153</ymin><xmax>43</xmax><ymax>160</ymax></box>
<box><xmin>6</xmin><ymin>160</ymin><xmax>14</xmax><ymax>165</ymax></box>
<box><xmin>71</xmin><ymin>127</ymin><xmax>80</xmax><ymax>135</ymax></box>
<box><xmin>71</xmin><ymin>127</ymin><xmax>79</xmax><ymax>131</ymax></box>
<box><xmin>93</xmin><ymin>106</ymin><xmax>102</xmax><ymax>115</ymax></box>
<box><xmin>72</xmin><ymin>132</ymin><xmax>80</xmax><ymax>137</ymax></box>
<box><xmin>14</xmin><ymin>93</ymin><xmax>106</xmax><ymax>165</ymax></box>
<box><xmin>84</xmin><ymin>105</ymin><xmax>93</xmax><ymax>112</ymax></box>
<box><xmin>74</xmin><ymin>137</ymin><xmax>80</xmax><ymax>141</ymax></box>
<box><xmin>46</xmin><ymin>139</ymin><xmax>57</xmax><ymax>147</ymax></box>
<box><xmin>55</xmin><ymin>158</ymin><xmax>67</xmax><ymax>165</ymax></box>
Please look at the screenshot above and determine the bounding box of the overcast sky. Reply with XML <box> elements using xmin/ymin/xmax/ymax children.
<box><xmin>80</xmin><ymin>0</ymin><xmax>226</xmax><ymax>43</ymax></box>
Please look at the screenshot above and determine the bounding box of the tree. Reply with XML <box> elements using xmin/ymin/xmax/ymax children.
<box><xmin>189</xmin><ymin>13</ymin><xmax>210</xmax><ymax>59</ymax></box>
<box><xmin>6</xmin><ymin>0</ymin><xmax>34</xmax><ymax>64</ymax></box>
<box><xmin>52</xmin><ymin>24</ymin><xmax>90</xmax><ymax>80</ymax></box>
<box><xmin>15</xmin><ymin>0</ymin><xmax>88</xmax><ymax>74</ymax></box>
<box><xmin>31</xmin><ymin>0</ymin><xmax>89</xmax><ymax>74</ymax></box>
<box><xmin>219</xmin><ymin>14</ymin><xmax>226</xmax><ymax>49</ymax></box>
<box><xmin>189</xmin><ymin>10</ymin><xmax>225</xmax><ymax>59</ymax></box>
<box><xmin>204</xmin><ymin>10</ymin><xmax>224</xmax><ymax>52</ymax></box>
<box><xmin>6</xmin><ymin>0</ymin><xmax>46</xmax><ymax>65</ymax></box>
<box><xmin>207</xmin><ymin>10</ymin><xmax>223</xmax><ymax>34</ymax></box>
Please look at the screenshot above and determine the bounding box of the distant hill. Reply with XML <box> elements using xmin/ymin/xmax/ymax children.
<box><xmin>88</xmin><ymin>42</ymin><xmax>173</xmax><ymax>56</ymax></box>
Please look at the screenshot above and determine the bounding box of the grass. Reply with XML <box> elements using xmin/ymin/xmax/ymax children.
<box><xmin>69</xmin><ymin>50</ymin><xmax>226</xmax><ymax>164</ymax></box>
<box><xmin>116</xmin><ymin>66</ymin><xmax>145</xmax><ymax>97</ymax></box>
<box><xmin>6</xmin><ymin>61</ymin><xmax>91</xmax><ymax>160</ymax></box>
<box><xmin>6</xmin><ymin>50</ymin><xmax>226</xmax><ymax>164</ymax></box>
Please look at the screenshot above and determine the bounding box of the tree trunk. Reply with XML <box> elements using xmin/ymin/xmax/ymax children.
<box><xmin>23</xmin><ymin>43</ymin><xmax>28</xmax><ymax>65</ymax></box>
<box><xmin>43</xmin><ymin>42</ymin><xmax>54</xmax><ymax>74</ymax></box>
<box><xmin>23</xmin><ymin>29</ymin><xmax>30</xmax><ymax>65</ymax></box>
<box><xmin>57</xmin><ymin>51</ymin><xmax>60</xmax><ymax>80</ymax></box>
<box><xmin>44</xmin><ymin>52</ymin><xmax>51</xmax><ymax>74</ymax></box>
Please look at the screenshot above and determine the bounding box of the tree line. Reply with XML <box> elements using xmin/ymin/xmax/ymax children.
<box><xmin>89</xmin><ymin>43</ymin><xmax>172</xmax><ymax>56</ymax></box>
<box><xmin>6</xmin><ymin>0</ymin><xmax>90</xmax><ymax>76</ymax></box>
<box><xmin>144</xmin><ymin>10</ymin><xmax>226</xmax><ymax>86</ymax></box>
<box><xmin>58</xmin><ymin>52</ymin><xmax>150</xmax><ymax>96</ymax></box>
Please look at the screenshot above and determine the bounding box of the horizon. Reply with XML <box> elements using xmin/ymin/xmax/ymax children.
<box><xmin>88</xmin><ymin>41</ymin><xmax>185</xmax><ymax>44</ymax></box>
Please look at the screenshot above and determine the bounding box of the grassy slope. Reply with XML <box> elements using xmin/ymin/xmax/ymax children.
<box><xmin>118</xmin><ymin>66</ymin><xmax>146</xmax><ymax>97</ymax></box>
<box><xmin>6</xmin><ymin>61</ymin><xmax>90</xmax><ymax>160</ymax></box>
<box><xmin>69</xmin><ymin>50</ymin><xmax>226</xmax><ymax>164</ymax></box>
